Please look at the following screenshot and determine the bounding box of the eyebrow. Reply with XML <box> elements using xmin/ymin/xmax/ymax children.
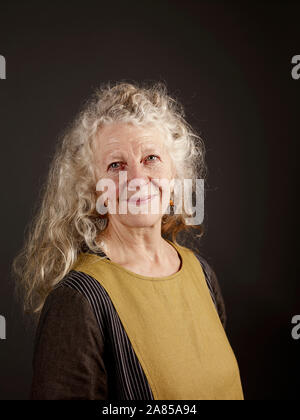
<box><xmin>105</xmin><ymin>145</ymin><xmax>162</xmax><ymax>162</ymax></box>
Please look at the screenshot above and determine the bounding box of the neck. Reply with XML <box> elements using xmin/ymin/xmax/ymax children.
<box><xmin>96</xmin><ymin>223</ymin><xmax>170</xmax><ymax>265</ymax></box>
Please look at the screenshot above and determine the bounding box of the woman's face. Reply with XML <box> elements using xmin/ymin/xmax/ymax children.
<box><xmin>93</xmin><ymin>121</ymin><xmax>176</xmax><ymax>228</ymax></box>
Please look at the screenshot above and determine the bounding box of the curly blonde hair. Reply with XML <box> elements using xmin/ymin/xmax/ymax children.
<box><xmin>11</xmin><ymin>80</ymin><xmax>206</xmax><ymax>322</ymax></box>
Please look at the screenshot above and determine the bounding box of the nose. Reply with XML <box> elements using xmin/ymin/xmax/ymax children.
<box><xmin>123</xmin><ymin>160</ymin><xmax>151</xmax><ymax>197</ymax></box>
<box><xmin>127</xmin><ymin>160</ymin><xmax>148</xmax><ymax>181</ymax></box>
<box><xmin>128</xmin><ymin>162</ymin><xmax>149</xmax><ymax>187</ymax></box>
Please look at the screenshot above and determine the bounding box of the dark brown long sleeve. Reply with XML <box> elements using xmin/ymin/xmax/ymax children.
<box><xmin>30</xmin><ymin>285</ymin><xmax>108</xmax><ymax>400</ymax></box>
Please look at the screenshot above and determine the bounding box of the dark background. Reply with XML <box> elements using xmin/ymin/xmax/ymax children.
<box><xmin>0</xmin><ymin>0</ymin><xmax>299</xmax><ymax>400</ymax></box>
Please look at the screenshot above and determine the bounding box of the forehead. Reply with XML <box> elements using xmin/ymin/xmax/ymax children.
<box><xmin>94</xmin><ymin>122</ymin><xmax>166</xmax><ymax>153</ymax></box>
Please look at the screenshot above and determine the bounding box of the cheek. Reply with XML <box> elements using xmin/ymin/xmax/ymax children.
<box><xmin>115</xmin><ymin>184</ymin><xmax>120</xmax><ymax>200</ymax></box>
<box><xmin>96</xmin><ymin>179</ymin><xmax>119</xmax><ymax>204</ymax></box>
<box><xmin>151</xmin><ymin>164</ymin><xmax>174</xmax><ymax>182</ymax></box>
<box><xmin>108</xmin><ymin>181</ymin><xmax>119</xmax><ymax>202</ymax></box>
<box><xmin>151</xmin><ymin>165</ymin><xmax>175</xmax><ymax>196</ymax></box>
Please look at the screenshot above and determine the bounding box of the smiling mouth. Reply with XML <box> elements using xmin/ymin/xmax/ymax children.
<box><xmin>127</xmin><ymin>194</ymin><xmax>159</xmax><ymax>205</ymax></box>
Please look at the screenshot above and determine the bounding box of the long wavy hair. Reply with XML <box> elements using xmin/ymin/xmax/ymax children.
<box><xmin>11</xmin><ymin>80</ymin><xmax>207</xmax><ymax>323</ymax></box>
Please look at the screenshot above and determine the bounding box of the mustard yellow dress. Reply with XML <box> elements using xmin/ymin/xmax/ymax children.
<box><xmin>72</xmin><ymin>239</ymin><xmax>244</xmax><ymax>400</ymax></box>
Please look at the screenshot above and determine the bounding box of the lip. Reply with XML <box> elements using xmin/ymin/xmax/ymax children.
<box><xmin>127</xmin><ymin>194</ymin><xmax>159</xmax><ymax>205</ymax></box>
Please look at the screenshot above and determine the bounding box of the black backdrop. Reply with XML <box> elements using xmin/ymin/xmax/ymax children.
<box><xmin>0</xmin><ymin>0</ymin><xmax>299</xmax><ymax>400</ymax></box>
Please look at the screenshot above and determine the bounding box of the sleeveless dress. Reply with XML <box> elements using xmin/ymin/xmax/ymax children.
<box><xmin>70</xmin><ymin>239</ymin><xmax>244</xmax><ymax>400</ymax></box>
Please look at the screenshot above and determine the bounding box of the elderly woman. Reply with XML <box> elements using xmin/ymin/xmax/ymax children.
<box><xmin>12</xmin><ymin>81</ymin><xmax>244</xmax><ymax>400</ymax></box>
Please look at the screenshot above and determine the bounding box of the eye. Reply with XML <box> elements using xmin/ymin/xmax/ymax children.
<box><xmin>108</xmin><ymin>155</ymin><xmax>159</xmax><ymax>171</ymax></box>
<box><xmin>108</xmin><ymin>161</ymin><xmax>122</xmax><ymax>170</ymax></box>
<box><xmin>146</xmin><ymin>155</ymin><xmax>159</xmax><ymax>162</ymax></box>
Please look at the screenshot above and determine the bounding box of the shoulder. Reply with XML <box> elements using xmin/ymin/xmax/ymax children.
<box><xmin>55</xmin><ymin>269</ymin><xmax>110</xmax><ymax>309</ymax></box>
<box><xmin>35</xmin><ymin>276</ymin><xmax>100</xmax><ymax>343</ymax></box>
<box><xmin>39</xmin><ymin>280</ymin><xmax>89</xmax><ymax>324</ymax></box>
<box><xmin>33</xmin><ymin>272</ymin><xmax>108</xmax><ymax>366</ymax></box>
<box><xmin>42</xmin><ymin>269</ymin><xmax>110</xmax><ymax>336</ymax></box>
<box><xmin>35</xmin><ymin>268</ymin><xmax>112</xmax><ymax>345</ymax></box>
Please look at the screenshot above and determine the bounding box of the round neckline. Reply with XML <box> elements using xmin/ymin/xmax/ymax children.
<box><xmin>96</xmin><ymin>238</ymin><xmax>185</xmax><ymax>281</ymax></box>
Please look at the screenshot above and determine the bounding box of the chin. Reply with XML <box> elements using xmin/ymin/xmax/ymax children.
<box><xmin>121</xmin><ymin>214</ymin><xmax>162</xmax><ymax>227</ymax></box>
